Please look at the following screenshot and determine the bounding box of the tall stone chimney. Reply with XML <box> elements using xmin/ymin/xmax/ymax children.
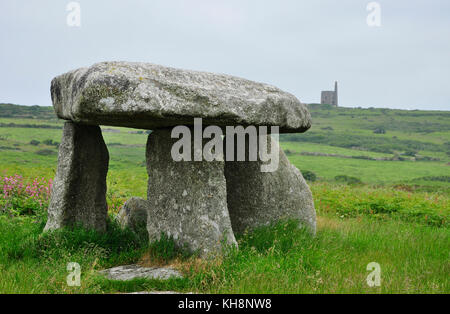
<box><xmin>334</xmin><ymin>81</ymin><xmax>338</xmax><ymax>107</ymax></box>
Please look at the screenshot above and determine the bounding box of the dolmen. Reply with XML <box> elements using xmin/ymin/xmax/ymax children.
<box><xmin>45</xmin><ymin>61</ymin><xmax>316</xmax><ymax>257</ymax></box>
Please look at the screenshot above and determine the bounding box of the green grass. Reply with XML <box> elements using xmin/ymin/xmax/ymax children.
<box><xmin>0</xmin><ymin>103</ymin><xmax>449</xmax><ymax>293</ymax></box>
<box><xmin>200</xmin><ymin>218</ymin><xmax>449</xmax><ymax>293</ymax></box>
<box><xmin>0</xmin><ymin>202</ymin><xmax>448</xmax><ymax>293</ymax></box>
<box><xmin>0</xmin><ymin>179</ymin><xmax>448</xmax><ymax>294</ymax></box>
<box><xmin>288</xmin><ymin>155</ymin><xmax>448</xmax><ymax>186</ymax></box>
<box><xmin>0</xmin><ymin>216</ymin><xmax>148</xmax><ymax>293</ymax></box>
<box><xmin>311</xmin><ymin>183</ymin><xmax>448</xmax><ymax>227</ymax></box>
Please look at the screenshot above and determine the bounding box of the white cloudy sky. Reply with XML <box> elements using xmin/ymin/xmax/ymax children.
<box><xmin>1</xmin><ymin>0</ymin><xmax>449</xmax><ymax>110</ymax></box>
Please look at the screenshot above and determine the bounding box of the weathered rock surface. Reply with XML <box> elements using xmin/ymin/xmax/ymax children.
<box><xmin>146</xmin><ymin>129</ymin><xmax>237</xmax><ymax>257</ymax></box>
<box><xmin>45</xmin><ymin>122</ymin><xmax>109</xmax><ymax>232</ymax></box>
<box><xmin>99</xmin><ymin>264</ymin><xmax>183</xmax><ymax>281</ymax></box>
<box><xmin>224</xmin><ymin>135</ymin><xmax>316</xmax><ymax>234</ymax></box>
<box><xmin>116</xmin><ymin>197</ymin><xmax>148</xmax><ymax>232</ymax></box>
<box><xmin>51</xmin><ymin>61</ymin><xmax>311</xmax><ymax>133</ymax></box>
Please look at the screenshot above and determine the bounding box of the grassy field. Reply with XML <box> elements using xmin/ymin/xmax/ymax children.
<box><xmin>0</xmin><ymin>103</ymin><xmax>449</xmax><ymax>293</ymax></box>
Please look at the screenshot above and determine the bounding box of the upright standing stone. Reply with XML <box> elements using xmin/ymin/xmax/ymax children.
<box><xmin>224</xmin><ymin>135</ymin><xmax>316</xmax><ymax>235</ymax></box>
<box><xmin>146</xmin><ymin>129</ymin><xmax>237</xmax><ymax>257</ymax></box>
<box><xmin>44</xmin><ymin>122</ymin><xmax>109</xmax><ymax>232</ymax></box>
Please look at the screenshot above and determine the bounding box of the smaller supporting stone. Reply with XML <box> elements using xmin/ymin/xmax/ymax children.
<box><xmin>44</xmin><ymin>122</ymin><xmax>109</xmax><ymax>232</ymax></box>
<box><xmin>225</xmin><ymin>135</ymin><xmax>316</xmax><ymax>235</ymax></box>
<box><xmin>116</xmin><ymin>197</ymin><xmax>149</xmax><ymax>232</ymax></box>
<box><xmin>146</xmin><ymin>129</ymin><xmax>237</xmax><ymax>257</ymax></box>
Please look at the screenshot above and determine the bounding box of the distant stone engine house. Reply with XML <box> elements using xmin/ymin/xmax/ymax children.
<box><xmin>321</xmin><ymin>81</ymin><xmax>338</xmax><ymax>107</ymax></box>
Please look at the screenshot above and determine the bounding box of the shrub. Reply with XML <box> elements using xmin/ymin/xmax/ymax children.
<box><xmin>415</xmin><ymin>155</ymin><xmax>439</xmax><ymax>162</ymax></box>
<box><xmin>302</xmin><ymin>170</ymin><xmax>317</xmax><ymax>182</ymax></box>
<box><xmin>35</xmin><ymin>149</ymin><xmax>55</xmax><ymax>156</ymax></box>
<box><xmin>402</xmin><ymin>150</ymin><xmax>417</xmax><ymax>157</ymax></box>
<box><xmin>392</xmin><ymin>154</ymin><xmax>406</xmax><ymax>161</ymax></box>
<box><xmin>373</xmin><ymin>127</ymin><xmax>386</xmax><ymax>134</ymax></box>
<box><xmin>335</xmin><ymin>175</ymin><xmax>362</xmax><ymax>185</ymax></box>
<box><xmin>414</xmin><ymin>176</ymin><xmax>450</xmax><ymax>183</ymax></box>
<box><xmin>43</xmin><ymin>139</ymin><xmax>59</xmax><ymax>147</ymax></box>
<box><xmin>29</xmin><ymin>140</ymin><xmax>40</xmax><ymax>146</ymax></box>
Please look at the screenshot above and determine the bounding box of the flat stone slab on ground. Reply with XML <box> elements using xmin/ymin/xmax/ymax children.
<box><xmin>51</xmin><ymin>61</ymin><xmax>311</xmax><ymax>133</ymax></box>
<box><xmin>99</xmin><ymin>264</ymin><xmax>183</xmax><ymax>281</ymax></box>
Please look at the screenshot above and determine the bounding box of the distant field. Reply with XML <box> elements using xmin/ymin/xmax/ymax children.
<box><xmin>1</xmin><ymin>103</ymin><xmax>449</xmax><ymax>193</ymax></box>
